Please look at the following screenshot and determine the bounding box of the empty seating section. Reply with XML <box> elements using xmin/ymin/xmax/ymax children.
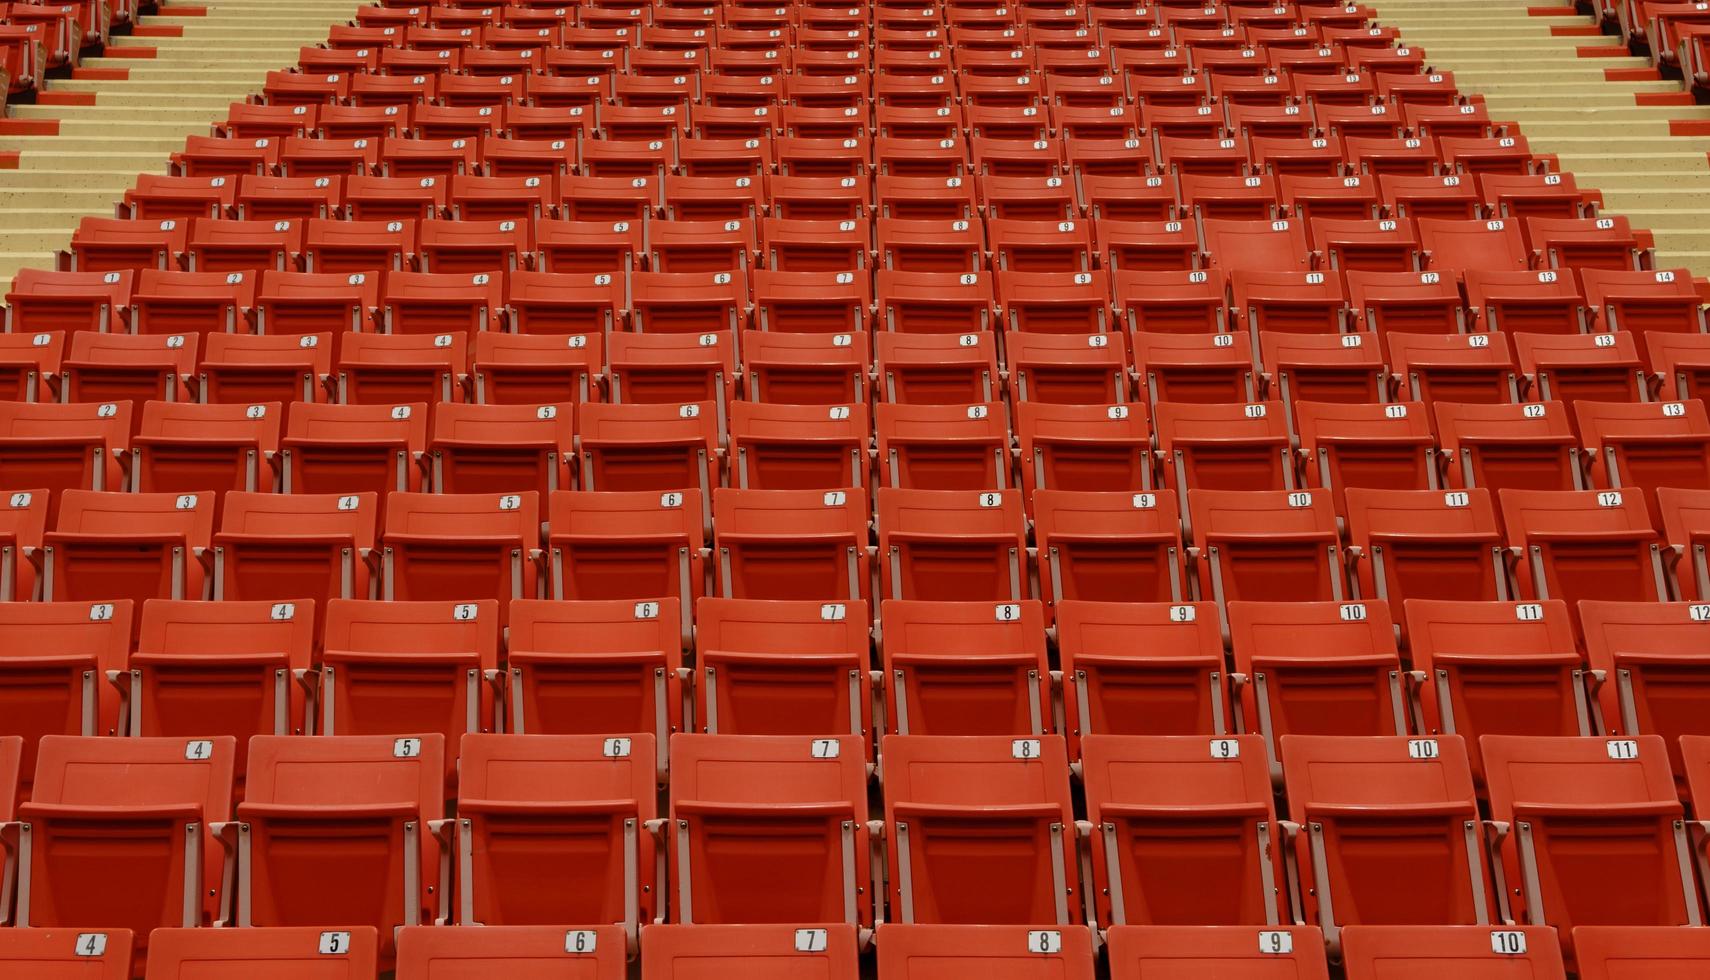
<box><xmin>1</xmin><ymin>0</ymin><xmax>1709</xmax><ymax>973</ymax></box>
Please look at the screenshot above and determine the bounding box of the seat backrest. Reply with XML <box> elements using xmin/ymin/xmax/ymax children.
<box><xmin>323</xmin><ymin>599</ymin><xmax>500</xmax><ymax>658</ymax></box>
<box><xmin>137</xmin><ymin>597</ymin><xmax>315</xmax><ymax>668</ymax></box>
<box><xmin>219</xmin><ymin>490</ymin><xmax>379</xmax><ymax>548</ymax></box>
<box><xmin>1281</xmin><ymin>734</ymin><xmax>1475</xmax><ymax>820</ymax></box>
<box><xmin>139</xmin><ymin>399</ymin><xmax>282</xmax><ymax>451</ymax></box>
<box><xmin>1341</xmin><ymin>926</ymin><xmax>1566</xmax><ymax>980</ymax></box>
<box><xmin>1082</xmin><ymin>733</ymin><xmax>1272</xmax><ymax>819</ymax></box>
<box><xmin>31</xmin><ymin>733</ymin><xmax>235</xmax><ymax>822</ymax></box>
<box><xmin>1572</xmin><ymin>925</ymin><xmax>1710</xmax><ymax>980</ymax></box>
<box><xmin>395</xmin><ymin>925</ymin><xmax>625</xmax><ymax>979</ymax></box>
<box><xmin>144</xmin><ymin>927</ymin><xmax>379</xmax><ymax>979</ymax></box>
<box><xmin>548</xmin><ymin>488</ymin><xmax>705</xmax><ymax>544</ymax></box>
<box><xmin>1230</xmin><ymin>599</ymin><xmax>1398</xmax><ymax>674</ymax></box>
<box><xmin>876</xmin><ymin>486</ymin><xmax>1027</xmax><ymax>538</ymax></box>
<box><xmin>284</xmin><ymin>401</ymin><xmax>429</xmax><ymax>450</ymax></box>
<box><xmin>244</xmin><ymin>733</ymin><xmax>445</xmax><ymax>809</ymax></box>
<box><xmin>1482</xmin><ymin>734</ymin><xmax>1677</xmax><ymax>822</ymax></box>
<box><xmin>640</xmin><ymin>924</ymin><xmax>860</xmax><ymax>978</ymax></box>
<box><xmin>0</xmin><ymin>928</ymin><xmax>134</xmax><ymax>979</ymax></box>
<box><xmin>55</xmin><ymin>489</ymin><xmax>215</xmax><ymax>545</ymax></box>
<box><xmin>383</xmin><ymin>490</ymin><xmax>540</xmax><ymax>546</ymax></box>
<box><xmin>880</xmin><ymin>598</ymin><xmax>1046</xmax><ymax>665</ymax></box>
<box><xmin>877</xmin><ymin>925</ymin><xmax>1097</xmax><ymax>978</ymax></box>
<box><xmin>1104</xmin><ymin>925</ymin><xmax>1330</xmax><ymax>979</ymax></box>
<box><xmin>460</xmin><ymin>733</ymin><xmax>656</xmax><ymax>813</ymax></box>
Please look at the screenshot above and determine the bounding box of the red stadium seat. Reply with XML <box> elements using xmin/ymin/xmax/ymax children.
<box><xmin>877</xmin><ymin>488</ymin><xmax>1028</xmax><ymax>602</ymax></box>
<box><xmin>1260</xmin><ymin>331</ymin><xmax>1387</xmax><ymax>405</ymax></box>
<box><xmin>131</xmin><ymin>400</ymin><xmax>281</xmax><ymax>496</ymax></box>
<box><xmin>1406</xmin><ymin>599</ymin><xmax>1590</xmax><ymax>768</ymax></box>
<box><xmin>1658</xmin><ymin>486</ymin><xmax>1710</xmax><ymax>600</ymax></box>
<box><xmin>452</xmin><ymin>734</ymin><xmax>656</xmax><ymax>936</ymax></box>
<box><xmin>1576</xmin><ymin>399</ymin><xmax>1710</xmax><ymax>513</ymax></box>
<box><xmin>695</xmin><ymin>597</ymin><xmax>872</xmax><ymax>743</ymax></box>
<box><xmin>1500</xmin><ymin>488</ymin><xmax>1668</xmax><ymax>618</ymax></box>
<box><xmin>1083</xmin><ymin>734</ymin><xmax>1281</xmax><ymax>926</ymax></box>
<box><xmin>1157</xmin><ymin>401</ymin><xmax>1295</xmax><ymax>497</ymax></box>
<box><xmin>712</xmin><ymin>487</ymin><xmax>869</xmax><ymax>601</ymax></box>
<box><xmin>1573</xmin><ymin>926</ymin><xmax>1710</xmax><ymax>980</ymax></box>
<box><xmin>1345</xmin><ymin>270</ymin><xmax>1466</xmax><ymax>336</ymax></box>
<box><xmin>881</xmin><ymin>734</ymin><xmax>1079</xmax><ymax>924</ymax></box>
<box><xmin>1282</xmin><ymin>735</ymin><xmax>1494</xmax><ymax>945</ymax></box>
<box><xmin>11</xmin><ymin>735</ymin><xmax>233</xmax><ymax>947</ymax></box>
<box><xmin>668</xmin><ymin>733</ymin><xmax>871</xmax><ymax>925</ymax></box>
<box><xmin>547</xmin><ymin>489</ymin><xmax>705</xmax><ymax>639</ymax></box>
<box><xmin>876</xmin><ymin>401</ymin><xmax>1012</xmax><ymax>491</ymax></box>
<box><xmin>1135</xmin><ymin>332</ymin><xmax>1256</xmax><ymax>406</ymax></box>
<box><xmin>1387</xmin><ymin>330</ymin><xmax>1520</xmax><ymax>404</ymax></box>
<box><xmin>1116</xmin><ymin>269</ymin><xmax>1228</xmax><ymax>334</ymax></box>
<box><xmin>379</xmin><ymin>491</ymin><xmax>539</xmax><ymax>606</ymax></box>
<box><xmin>1191</xmin><ymin>489</ymin><xmax>1345</xmax><ymax>620</ymax></box>
<box><xmin>1293</xmin><ymin>400</ymin><xmax>1436</xmax><ymax>497</ymax></box>
<box><xmin>0</xmin><ymin>331</ymin><xmax>60</xmax><ymax>404</ymax></box>
<box><xmin>1483</xmin><ymin>735</ymin><xmax>1698</xmax><ymax>955</ymax></box>
<box><xmin>231</xmin><ymin>734</ymin><xmax>444</xmax><ymax>963</ymax></box>
<box><xmin>1433</xmin><ymin>400</ymin><xmax>1583</xmax><ymax>496</ymax></box>
<box><xmin>1016</xmin><ymin>403</ymin><xmax>1153</xmax><ymax>498</ymax></box>
<box><xmin>61</xmin><ymin>331</ymin><xmax>196</xmax><ymax>406</ymax></box>
<box><xmin>0</xmin><ymin>928</ymin><xmax>133</xmax><ymax>978</ymax></box>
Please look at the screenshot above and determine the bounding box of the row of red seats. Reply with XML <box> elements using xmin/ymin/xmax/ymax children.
<box><xmin>256</xmin><ymin>64</ymin><xmax>1483</xmax><ymax>113</ymax></box>
<box><xmin>159</xmin><ymin>133</ymin><xmax>1557</xmax><ymax>185</ymax></box>
<box><xmin>6</xmin><ymin>921</ymin><xmax>1706</xmax><ymax>979</ymax></box>
<box><xmin>0</xmin><ymin>474</ymin><xmax>1702</xmax><ymax>639</ymax></box>
<box><xmin>5</xmin><ymin>728</ymin><xmax>1710</xmax><ymax>972</ymax></box>
<box><xmin>0</xmin><ymin>391</ymin><xmax>1700</xmax><ymax>505</ymax></box>
<box><xmin>3</xmin><ymin>320</ymin><xmax>1700</xmax><ymax>418</ymax></box>
<box><xmin>71</xmin><ymin>171</ymin><xmax>1615</xmax><ymax>229</ymax></box>
<box><xmin>4</xmin><ymin>586</ymin><xmax>1705</xmax><ymax>777</ymax></box>
<box><xmin>50</xmin><ymin>212</ymin><xmax>1638</xmax><ymax>277</ymax></box>
<box><xmin>8</xmin><ymin>262</ymin><xmax>1693</xmax><ymax>350</ymax></box>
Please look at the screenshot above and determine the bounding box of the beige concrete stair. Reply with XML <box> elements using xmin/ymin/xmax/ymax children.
<box><xmin>0</xmin><ymin>0</ymin><xmax>360</xmax><ymax>285</ymax></box>
<box><xmin>1370</xmin><ymin>0</ymin><xmax>1710</xmax><ymax>275</ymax></box>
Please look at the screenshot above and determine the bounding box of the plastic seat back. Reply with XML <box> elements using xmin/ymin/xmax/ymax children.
<box><xmin>641</xmin><ymin>924</ymin><xmax>859</xmax><ymax>979</ymax></box>
<box><xmin>395</xmin><ymin>925</ymin><xmax>625</xmax><ymax>979</ymax></box>
<box><xmin>145</xmin><ymin>927</ymin><xmax>379</xmax><ymax>980</ymax></box>
<box><xmin>1190</xmin><ymin>489</ymin><xmax>1344</xmax><ymax>612</ymax></box>
<box><xmin>877</xmin><ymin>925</ymin><xmax>1096</xmax><ymax>978</ymax></box>
<box><xmin>1341</xmin><ymin>926</ymin><xmax>1565</xmax><ymax>980</ymax></box>
<box><xmin>1105</xmin><ymin>925</ymin><xmax>1329</xmax><ymax>979</ymax></box>
<box><xmin>282</xmin><ymin>401</ymin><xmax>428</xmax><ymax>495</ymax></box>
<box><xmin>0</xmin><ymin>928</ymin><xmax>133</xmax><ymax>979</ymax></box>
<box><xmin>1572</xmin><ymin>925</ymin><xmax>1710</xmax><ymax>980</ymax></box>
